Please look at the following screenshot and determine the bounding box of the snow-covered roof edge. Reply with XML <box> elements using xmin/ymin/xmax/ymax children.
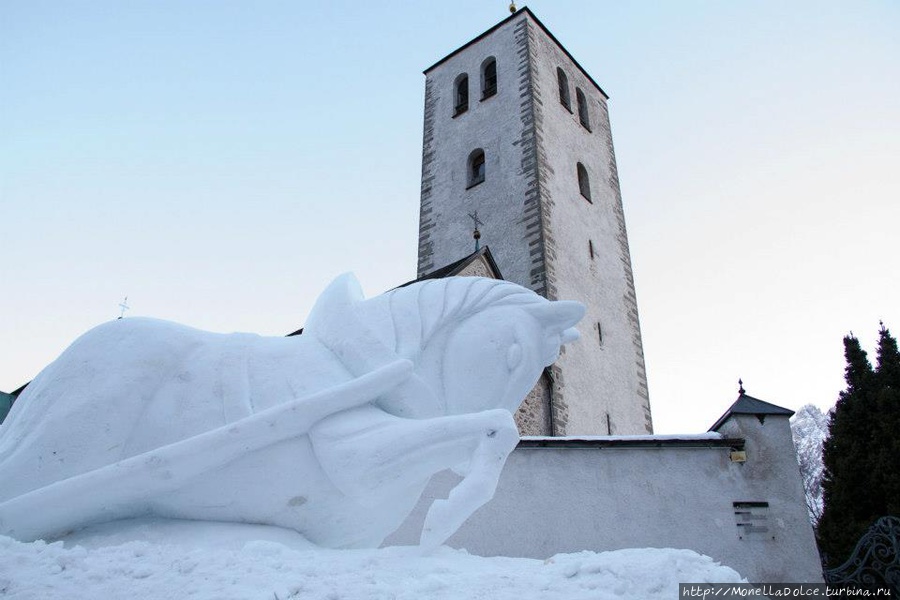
<box><xmin>522</xmin><ymin>433</ymin><xmax>723</xmax><ymax>442</ymax></box>
<box><xmin>518</xmin><ymin>433</ymin><xmax>744</xmax><ymax>450</ymax></box>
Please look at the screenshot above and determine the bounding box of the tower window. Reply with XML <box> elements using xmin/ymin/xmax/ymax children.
<box><xmin>576</xmin><ymin>88</ymin><xmax>591</xmax><ymax>130</ymax></box>
<box><xmin>481</xmin><ymin>58</ymin><xmax>497</xmax><ymax>100</ymax></box>
<box><xmin>557</xmin><ymin>68</ymin><xmax>571</xmax><ymax>111</ymax></box>
<box><xmin>589</xmin><ymin>239</ymin><xmax>595</xmax><ymax>259</ymax></box>
<box><xmin>467</xmin><ymin>149</ymin><xmax>485</xmax><ymax>188</ymax></box>
<box><xmin>577</xmin><ymin>163</ymin><xmax>592</xmax><ymax>202</ymax></box>
<box><xmin>454</xmin><ymin>74</ymin><xmax>469</xmax><ymax>116</ymax></box>
<box><xmin>597</xmin><ymin>322</ymin><xmax>603</xmax><ymax>345</ymax></box>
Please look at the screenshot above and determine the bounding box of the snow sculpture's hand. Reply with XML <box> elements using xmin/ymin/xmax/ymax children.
<box><xmin>419</xmin><ymin>409</ymin><xmax>519</xmax><ymax>551</ymax></box>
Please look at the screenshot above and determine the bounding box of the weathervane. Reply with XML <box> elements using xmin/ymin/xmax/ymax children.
<box><xmin>738</xmin><ymin>378</ymin><xmax>745</xmax><ymax>395</ymax></box>
<box><xmin>118</xmin><ymin>296</ymin><xmax>130</xmax><ymax>319</ymax></box>
<box><xmin>468</xmin><ymin>211</ymin><xmax>484</xmax><ymax>251</ymax></box>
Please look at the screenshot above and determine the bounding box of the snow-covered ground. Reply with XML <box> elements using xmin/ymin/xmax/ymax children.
<box><xmin>0</xmin><ymin>521</ymin><xmax>744</xmax><ymax>600</ymax></box>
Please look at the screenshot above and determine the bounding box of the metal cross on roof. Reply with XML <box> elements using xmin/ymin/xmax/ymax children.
<box><xmin>468</xmin><ymin>211</ymin><xmax>484</xmax><ymax>252</ymax></box>
<box><xmin>118</xmin><ymin>296</ymin><xmax>130</xmax><ymax>319</ymax></box>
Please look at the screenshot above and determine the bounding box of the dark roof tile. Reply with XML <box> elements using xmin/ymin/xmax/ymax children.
<box><xmin>709</xmin><ymin>393</ymin><xmax>795</xmax><ymax>432</ymax></box>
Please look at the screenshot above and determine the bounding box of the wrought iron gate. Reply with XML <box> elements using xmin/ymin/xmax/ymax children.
<box><xmin>823</xmin><ymin>515</ymin><xmax>899</xmax><ymax>594</ymax></box>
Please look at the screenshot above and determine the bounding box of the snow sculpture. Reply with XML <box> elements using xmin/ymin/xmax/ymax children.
<box><xmin>0</xmin><ymin>275</ymin><xmax>583</xmax><ymax>549</ymax></box>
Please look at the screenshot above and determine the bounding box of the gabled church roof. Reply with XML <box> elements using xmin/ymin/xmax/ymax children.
<box><xmin>708</xmin><ymin>392</ymin><xmax>795</xmax><ymax>432</ymax></box>
<box><xmin>0</xmin><ymin>390</ymin><xmax>17</xmax><ymax>423</ymax></box>
<box><xmin>287</xmin><ymin>246</ymin><xmax>503</xmax><ymax>337</ymax></box>
<box><xmin>397</xmin><ymin>246</ymin><xmax>502</xmax><ymax>288</ymax></box>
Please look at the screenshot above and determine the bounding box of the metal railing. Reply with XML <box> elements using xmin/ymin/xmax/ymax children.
<box><xmin>823</xmin><ymin>515</ymin><xmax>899</xmax><ymax>595</ymax></box>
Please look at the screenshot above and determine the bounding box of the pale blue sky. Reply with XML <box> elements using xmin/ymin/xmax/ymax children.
<box><xmin>2</xmin><ymin>1</ymin><xmax>898</xmax><ymax>433</ymax></box>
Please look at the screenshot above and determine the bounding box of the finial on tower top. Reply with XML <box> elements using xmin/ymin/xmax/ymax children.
<box><xmin>738</xmin><ymin>379</ymin><xmax>745</xmax><ymax>395</ymax></box>
<box><xmin>509</xmin><ymin>2</ymin><xmax>517</xmax><ymax>14</ymax></box>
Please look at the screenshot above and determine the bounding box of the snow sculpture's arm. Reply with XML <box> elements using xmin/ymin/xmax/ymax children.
<box><xmin>418</xmin><ymin>410</ymin><xmax>519</xmax><ymax>550</ymax></box>
<box><xmin>309</xmin><ymin>405</ymin><xmax>519</xmax><ymax>550</ymax></box>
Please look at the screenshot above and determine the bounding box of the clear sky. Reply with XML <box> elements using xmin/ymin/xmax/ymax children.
<box><xmin>2</xmin><ymin>1</ymin><xmax>898</xmax><ymax>433</ymax></box>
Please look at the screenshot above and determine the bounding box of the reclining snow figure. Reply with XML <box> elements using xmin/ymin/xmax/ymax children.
<box><xmin>0</xmin><ymin>275</ymin><xmax>583</xmax><ymax>549</ymax></box>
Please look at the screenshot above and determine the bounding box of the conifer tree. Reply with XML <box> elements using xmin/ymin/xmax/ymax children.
<box><xmin>875</xmin><ymin>323</ymin><xmax>900</xmax><ymax>388</ymax></box>
<box><xmin>818</xmin><ymin>327</ymin><xmax>900</xmax><ymax>566</ymax></box>
<box><xmin>872</xmin><ymin>325</ymin><xmax>900</xmax><ymax>523</ymax></box>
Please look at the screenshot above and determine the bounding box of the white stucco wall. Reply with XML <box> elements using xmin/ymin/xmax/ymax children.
<box><xmin>417</xmin><ymin>14</ymin><xmax>532</xmax><ymax>287</ymax></box>
<box><xmin>527</xmin><ymin>20</ymin><xmax>651</xmax><ymax>435</ymax></box>
<box><xmin>417</xmin><ymin>11</ymin><xmax>651</xmax><ymax>435</ymax></box>
<box><xmin>385</xmin><ymin>414</ymin><xmax>823</xmax><ymax>584</ymax></box>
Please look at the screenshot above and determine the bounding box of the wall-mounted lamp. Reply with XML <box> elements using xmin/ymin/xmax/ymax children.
<box><xmin>730</xmin><ymin>450</ymin><xmax>747</xmax><ymax>463</ymax></box>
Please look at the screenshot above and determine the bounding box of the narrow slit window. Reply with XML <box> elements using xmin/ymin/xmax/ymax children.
<box><xmin>576</xmin><ymin>88</ymin><xmax>590</xmax><ymax>130</ymax></box>
<box><xmin>589</xmin><ymin>239</ymin><xmax>595</xmax><ymax>259</ymax></box>
<box><xmin>557</xmin><ymin>68</ymin><xmax>571</xmax><ymax>111</ymax></box>
<box><xmin>577</xmin><ymin>163</ymin><xmax>592</xmax><ymax>202</ymax></box>
<box><xmin>454</xmin><ymin>74</ymin><xmax>469</xmax><ymax>116</ymax></box>
<box><xmin>481</xmin><ymin>58</ymin><xmax>497</xmax><ymax>99</ymax></box>
<box><xmin>468</xmin><ymin>149</ymin><xmax>485</xmax><ymax>188</ymax></box>
<box><xmin>597</xmin><ymin>322</ymin><xmax>603</xmax><ymax>345</ymax></box>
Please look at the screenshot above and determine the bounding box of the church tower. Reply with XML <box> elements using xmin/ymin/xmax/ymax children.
<box><xmin>416</xmin><ymin>8</ymin><xmax>652</xmax><ymax>435</ymax></box>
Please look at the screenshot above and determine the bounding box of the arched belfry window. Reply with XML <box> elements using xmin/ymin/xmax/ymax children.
<box><xmin>576</xmin><ymin>88</ymin><xmax>590</xmax><ymax>130</ymax></box>
<box><xmin>577</xmin><ymin>162</ymin><xmax>591</xmax><ymax>202</ymax></box>
<box><xmin>468</xmin><ymin>149</ymin><xmax>486</xmax><ymax>188</ymax></box>
<box><xmin>557</xmin><ymin>68</ymin><xmax>571</xmax><ymax>111</ymax></box>
<box><xmin>481</xmin><ymin>57</ymin><xmax>497</xmax><ymax>99</ymax></box>
<box><xmin>454</xmin><ymin>74</ymin><xmax>469</xmax><ymax>116</ymax></box>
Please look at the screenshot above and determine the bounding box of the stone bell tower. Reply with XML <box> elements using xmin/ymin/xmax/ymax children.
<box><xmin>416</xmin><ymin>8</ymin><xmax>652</xmax><ymax>435</ymax></box>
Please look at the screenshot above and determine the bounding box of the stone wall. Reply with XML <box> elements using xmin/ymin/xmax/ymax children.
<box><xmin>514</xmin><ymin>371</ymin><xmax>552</xmax><ymax>436</ymax></box>
<box><xmin>385</xmin><ymin>412</ymin><xmax>823</xmax><ymax>584</ymax></box>
<box><xmin>525</xmin><ymin>18</ymin><xmax>651</xmax><ymax>435</ymax></box>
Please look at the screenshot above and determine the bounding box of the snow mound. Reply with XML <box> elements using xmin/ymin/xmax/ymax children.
<box><xmin>0</xmin><ymin>535</ymin><xmax>743</xmax><ymax>600</ymax></box>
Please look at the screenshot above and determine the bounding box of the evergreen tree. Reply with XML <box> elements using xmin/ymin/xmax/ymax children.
<box><xmin>818</xmin><ymin>327</ymin><xmax>900</xmax><ymax>567</ymax></box>
<box><xmin>872</xmin><ymin>325</ymin><xmax>900</xmax><ymax>522</ymax></box>
<box><xmin>875</xmin><ymin>323</ymin><xmax>900</xmax><ymax>388</ymax></box>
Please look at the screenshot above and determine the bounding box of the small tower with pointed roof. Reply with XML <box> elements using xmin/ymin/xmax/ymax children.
<box><xmin>416</xmin><ymin>7</ymin><xmax>651</xmax><ymax>435</ymax></box>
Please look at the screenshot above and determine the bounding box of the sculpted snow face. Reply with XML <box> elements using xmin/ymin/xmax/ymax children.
<box><xmin>0</xmin><ymin>275</ymin><xmax>583</xmax><ymax>549</ymax></box>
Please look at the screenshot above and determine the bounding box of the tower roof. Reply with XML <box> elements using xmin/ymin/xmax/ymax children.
<box><xmin>423</xmin><ymin>7</ymin><xmax>609</xmax><ymax>99</ymax></box>
<box><xmin>708</xmin><ymin>392</ymin><xmax>795</xmax><ymax>432</ymax></box>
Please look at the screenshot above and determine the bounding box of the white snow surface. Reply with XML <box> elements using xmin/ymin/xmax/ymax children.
<box><xmin>0</xmin><ymin>528</ymin><xmax>744</xmax><ymax>600</ymax></box>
